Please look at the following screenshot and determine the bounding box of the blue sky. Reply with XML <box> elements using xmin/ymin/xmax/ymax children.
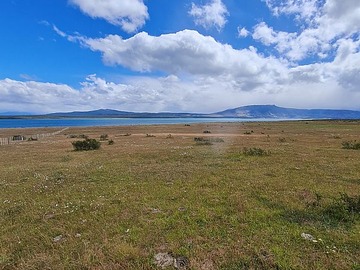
<box><xmin>1</xmin><ymin>0</ymin><xmax>360</xmax><ymax>113</ymax></box>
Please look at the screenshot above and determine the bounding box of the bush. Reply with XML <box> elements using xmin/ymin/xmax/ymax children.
<box><xmin>194</xmin><ymin>137</ymin><xmax>224</xmax><ymax>143</ymax></box>
<box><xmin>203</xmin><ymin>130</ymin><xmax>211</xmax><ymax>134</ymax></box>
<box><xmin>108</xmin><ymin>139</ymin><xmax>114</xmax><ymax>145</ymax></box>
<box><xmin>68</xmin><ymin>134</ymin><xmax>88</xmax><ymax>139</ymax></box>
<box><xmin>342</xmin><ymin>140</ymin><xmax>360</xmax><ymax>150</ymax></box>
<box><xmin>243</xmin><ymin>147</ymin><xmax>270</xmax><ymax>156</ymax></box>
<box><xmin>72</xmin><ymin>139</ymin><xmax>101</xmax><ymax>151</ymax></box>
<box><xmin>100</xmin><ymin>134</ymin><xmax>108</xmax><ymax>141</ymax></box>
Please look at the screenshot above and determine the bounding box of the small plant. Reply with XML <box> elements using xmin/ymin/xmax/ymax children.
<box><xmin>166</xmin><ymin>134</ymin><xmax>173</xmax><ymax>139</ymax></box>
<box><xmin>68</xmin><ymin>134</ymin><xmax>88</xmax><ymax>139</ymax></box>
<box><xmin>243</xmin><ymin>147</ymin><xmax>270</xmax><ymax>156</ymax></box>
<box><xmin>108</xmin><ymin>139</ymin><xmax>114</xmax><ymax>145</ymax></box>
<box><xmin>146</xmin><ymin>134</ymin><xmax>156</xmax><ymax>137</ymax></box>
<box><xmin>244</xmin><ymin>131</ymin><xmax>252</xmax><ymax>135</ymax></box>
<box><xmin>184</xmin><ymin>124</ymin><xmax>191</xmax><ymax>126</ymax></box>
<box><xmin>203</xmin><ymin>130</ymin><xmax>211</xmax><ymax>134</ymax></box>
<box><xmin>72</xmin><ymin>138</ymin><xmax>101</xmax><ymax>151</ymax></box>
<box><xmin>194</xmin><ymin>137</ymin><xmax>224</xmax><ymax>143</ymax></box>
<box><xmin>278</xmin><ymin>137</ymin><xmax>286</xmax><ymax>143</ymax></box>
<box><xmin>27</xmin><ymin>137</ymin><xmax>38</xmax><ymax>141</ymax></box>
<box><xmin>342</xmin><ymin>140</ymin><xmax>360</xmax><ymax>150</ymax></box>
<box><xmin>100</xmin><ymin>134</ymin><xmax>108</xmax><ymax>141</ymax></box>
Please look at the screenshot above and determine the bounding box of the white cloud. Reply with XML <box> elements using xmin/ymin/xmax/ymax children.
<box><xmin>189</xmin><ymin>0</ymin><xmax>229</xmax><ymax>31</ymax></box>
<box><xmin>256</xmin><ymin>0</ymin><xmax>360</xmax><ymax>61</ymax></box>
<box><xmin>5</xmin><ymin>24</ymin><xmax>360</xmax><ymax>114</ymax></box>
<box><xmin>237</xmin><ymin>27</ymin><xmax>249</xmax><ymax>38</ymax></box>
<box><xmin>78</xmin><ymin>29</ymin><xmax>289</xmax><ymax>91</ymax></box>
<box><xmin>264</xmin><ymin>0</ymin><xmax>320</xmax><ymax>22</ymax></box>
<box><xmin>69</xmin><ymin>0</ymin><xmax>149</xmax><ymax>33</ymax></box>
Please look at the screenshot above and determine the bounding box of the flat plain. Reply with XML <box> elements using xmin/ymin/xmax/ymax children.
<box><xmin>1</xmin><ymin>121</ymin><xmax>359</xmax><ymax>269</ymax></box>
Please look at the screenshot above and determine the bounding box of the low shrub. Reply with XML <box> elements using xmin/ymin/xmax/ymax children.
<box><xmin>203</xmin><ymin>130</ymin><xmax>211</xmax><ymax>134</ymax></box>
<box><xmin>72</xmin><ymin>139</ymin><xmax>101</xmax><ymax>151</ymax></box>
<box><xmin>100</xmin><ymin>134</ymin><xmax>108</xmax><ymax>141</ymax></box>
<box><xmin>108</xmin><ymin>139</ymin><xmax>114</xmax><ymax>145</ymax></box>
<box><xmin>342</xmin><ymin>140</ymin><xmax>360</xmax><ymax>150</ymax></box>
<box><xmin>68</xmin><ymin>134</ymin><xmax>88</xmax><ymax>139</ymax></box>
<box><xmin>243</xmin><ymin>147</ymin><xmax>270</xmax><ymax>156</ymax></box>
<box><xmin>194</xmin><ymin>137</ymin><xmax>224</xmax><ymax>143</ymax></box>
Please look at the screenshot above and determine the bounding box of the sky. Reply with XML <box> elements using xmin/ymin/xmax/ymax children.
<box><xmin>1</xmin><ymin>0</ymin><xmax>360</xmax><ymax>114</ymax></box>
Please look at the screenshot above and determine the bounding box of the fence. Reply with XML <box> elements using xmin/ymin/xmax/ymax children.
<box><xmin>0</xmin><ymin>127</ymin><xmax>69</xmax><ymax>146</ymax></box>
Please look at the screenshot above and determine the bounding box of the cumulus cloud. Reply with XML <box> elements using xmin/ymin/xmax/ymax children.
<box><xmin>189</xmin><ymin>0</ymin><xmax>229</xmax><ymax>31</ymax></box>
<box><xmin>264</xmin><ymin>0</ymin><xmax>320</xmax><ymax>22</ymax></box>
<box><xmin>4</xmin><ymin>27</ymin><xmax>360</xmax><ymax>114</ymax></box>
<box><xmin>77</xmin><ymin>30</ymin><xmax>289</xmax><ymax>92</ymax></box>
<box><xmin>69</xmin><ymin>0</ymin><xmax>149</xmax><ymax>33</ymax></box>
<box><xmin>256</xmin><ymin>0</ymin><xmax>360</xmax><ymax>61</ymax></box>
<box><xmin>237</xmin><ymin>27</ymin><xmax>249</xmax><ymax>38</ymax></box>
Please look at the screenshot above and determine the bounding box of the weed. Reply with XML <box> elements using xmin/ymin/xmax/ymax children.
<box><xmin>108</xmin><ymin>139</ymin><xmax>114</xmax><ymax>145</ymax></box>
<box><xmin>72</xmin><ymin>138</ymin><xmax>101</xmax><ymax>151</ymax></box>
<box><xmin>146</xmin><ymin>134</ymin><xmax>156</xmax><ymax>137</ymax></box>
<box><xmin>203</xmin><ymin>130</ymin><xmax>211</xmax><ymax>134</ymax></box>
<box><xmin>342</xmin><ymin>140</ymin><xmax>360</xmax><ymax>150</ymax></box>
<box><xmin>68</xmin><ymin>134</ymin><xmax>88</xmax><ymax>139</ymax></box>
<box><xmin>100</xmin><ymin>134</ymin><xmax>108</xmax><ymax>141</ymax></box>
<box><xmin>278</xmin><ymin>137</ymin><xmax>286</xmax><ymax>143</ymax></box>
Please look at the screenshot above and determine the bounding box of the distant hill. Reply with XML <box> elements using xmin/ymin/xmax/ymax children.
<box><xmin>1</xmin><ymin>105</ymin><xmax>360</xmax><ymax>119</ymax></box>
<box><xmin>211</xmin><ymin>105</ymin><xmax>360</xmax><ymax>119</ymax></box>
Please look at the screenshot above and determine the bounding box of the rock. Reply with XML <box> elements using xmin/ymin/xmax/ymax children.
<box><xmin>154</xmin><ymin>252</ymin><xmax>174</xmax><ymax>269</ymax></box>
<box><xmin>301</xmin><ymin>233</ymin><xmax>315</xmax><ymax>241</ymax></box>
<box><xmin>174</xmin><ymin>256</ymin><xmax>190</xmax><ymax>269</ymax></box>
<box><xmin>53</xmin><ymin>235</ymin><xmax>63</xmax><ymax>242</ymax></box>
<box><xmin>151</xmin><ymin>208</ymin><xmax>161</xmax><ymax>214</ymax></box>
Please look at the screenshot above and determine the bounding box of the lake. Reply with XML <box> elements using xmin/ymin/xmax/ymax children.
<box><xmin>0</xmin><ymin>118</ymin><xmax>288</xmax><ymax>129</ymax></box>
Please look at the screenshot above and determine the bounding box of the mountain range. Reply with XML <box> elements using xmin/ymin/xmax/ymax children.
<box><xmin>2</xmin><ymin>105</ymin><xmax>360</xmax><ymax>119</ymax></box>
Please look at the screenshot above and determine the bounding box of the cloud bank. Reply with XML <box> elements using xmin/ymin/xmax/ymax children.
<box><xmin>2</xmin><ymin>0</ymin><xmax>360</xmax><ymax>114</ymax></box>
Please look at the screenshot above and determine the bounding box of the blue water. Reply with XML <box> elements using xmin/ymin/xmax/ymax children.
<box><xmin>0</xmin><ymin>118</ymin><xmax>288</xmax><ymax>129</ymax></box>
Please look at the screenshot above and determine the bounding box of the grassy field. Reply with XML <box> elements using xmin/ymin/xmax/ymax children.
<box><xmin>1</xmin><ymin>121</ymin><xmax>360</xmax><ymax>269</ymax></box>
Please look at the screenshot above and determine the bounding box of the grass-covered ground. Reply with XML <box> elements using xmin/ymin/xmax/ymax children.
<box><xmin>1</xmin><ymin>121</ymin><xmax>359</xmax><ymax>269</ymax></box>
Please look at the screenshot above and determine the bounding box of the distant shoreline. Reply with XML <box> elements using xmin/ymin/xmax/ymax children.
<box><xmin>0</xmin><ymin>117</ymin><xmax>301</xmax><ymax>129</ymax></box>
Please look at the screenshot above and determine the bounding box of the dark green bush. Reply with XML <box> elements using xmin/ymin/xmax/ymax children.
<box><xmin>72</xmin><ymin>139</ymin><xmax>101</xmax><ymax>151</ymax></box>
<box><xmin>342</xmin><ymin>140</ymin><xmax>360</xmax><ymax>150</ymax></box>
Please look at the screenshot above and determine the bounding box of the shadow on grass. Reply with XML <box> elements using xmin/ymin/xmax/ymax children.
<box><xmin>254</xmin><ymin>193</ymin><xmax>359</xmax><ymax>228</ymax></box>
<box><xmin>219</xmin><ymin>250</ymin><xmax>283</xmax><ymax>270</ymax></box>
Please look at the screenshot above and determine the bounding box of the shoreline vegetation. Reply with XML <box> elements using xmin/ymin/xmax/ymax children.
<box><xmin>1</xmin><ymin>121</ymin><xmax>359</xmax><ymax>269</ymax></box>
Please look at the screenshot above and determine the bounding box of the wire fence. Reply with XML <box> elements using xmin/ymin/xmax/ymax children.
<box><xmin>0</xmin><ymin>127</ymin><xmax>69</xmax><ymax>146</ymax></box>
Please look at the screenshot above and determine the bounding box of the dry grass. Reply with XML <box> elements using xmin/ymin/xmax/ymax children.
<box><xmin>1</xmin><ymin>120</ymin><xmax>360</xmax><ymax>269</ymax></box>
